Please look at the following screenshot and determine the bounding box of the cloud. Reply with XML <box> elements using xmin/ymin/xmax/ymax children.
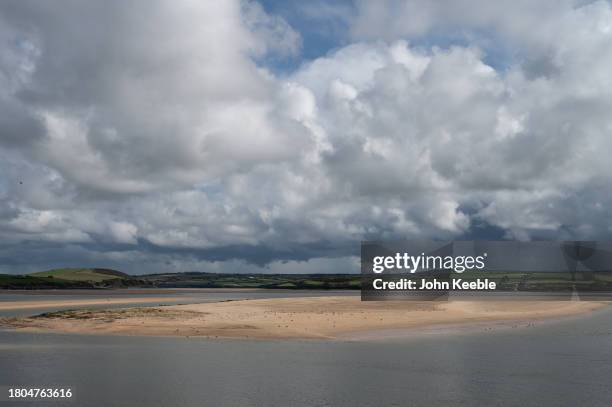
<box><xmin>1</xmin><ymin>0</ymin><xmax>305</xmax><ymax>195</ymax></box>
<box><xmin>1</xmin><ymin>1</ymin><xmax>612</xmax><ymax>273</ymax></box>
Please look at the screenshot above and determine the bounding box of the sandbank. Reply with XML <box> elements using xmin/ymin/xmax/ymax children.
<box><xmin>1</xmin><ymin>296</ymin><xmax>607</xmax><ymax>340</ymax></box>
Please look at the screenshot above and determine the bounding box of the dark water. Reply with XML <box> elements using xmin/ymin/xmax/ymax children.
<box><xmin>1</xmin><ymin>295</ymin><xmax>612</xmax><ymax>407</ymax></box>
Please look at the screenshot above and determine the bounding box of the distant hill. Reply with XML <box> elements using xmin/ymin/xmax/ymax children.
<box><xmin>138</xmin><ymin>272</ymin><xmax>361</xmax><ymax>289</ymax></box>
<box><xmin>1</xmin><ymin>270</ymin><xmax>361</xmax><ymax>290</ymax></box>
<box><xmin>0</xmin><ymin>274</ymin><xmax>95</xmax><ymax>289</ymax></box>
<box><xmin>28</xmin><ymin>268</ymin><xmax>129</xmax><ymax>283</ymax></box>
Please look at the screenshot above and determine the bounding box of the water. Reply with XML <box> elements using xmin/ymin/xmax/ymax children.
<box><xmin>1</xmin><ymin>293</ymin><xmax>612</xmax><ymax>406</ymax></box>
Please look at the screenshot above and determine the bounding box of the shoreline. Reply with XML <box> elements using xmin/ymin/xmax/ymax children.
<box><xmin>0</xmin><ymin>288</ymin><xmax>291</xmax><ymax>296</ymax></box>
<box><xmin>1</xmin><ymin>296</ymin><xmax>608</xmax><ymax>341</ymax></box>
<box><xmin>0</xmin><ymin>296</ymin><xmax>193</xmax><ymax>311</ymax></box>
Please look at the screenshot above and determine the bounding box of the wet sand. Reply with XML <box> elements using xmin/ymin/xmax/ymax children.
<box><xmin>0</xmin><ymin>288</ymin><xmax>267</xmax><ymax>295</ymax></box>
<box><xmin>0</xmin><ymin>297</ymin><xmax>189</xmax><ymax>311</ymax></box>
<box><xmin>1</xmin><ymin>296</ymin><xmax>607</xmax><ymax>340</ymax></box>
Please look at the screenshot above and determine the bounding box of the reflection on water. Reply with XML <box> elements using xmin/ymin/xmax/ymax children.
<box><xmin>1</xmin><ymin>292</ymin><xmax>612</xmax><ymax>407</ymax></box>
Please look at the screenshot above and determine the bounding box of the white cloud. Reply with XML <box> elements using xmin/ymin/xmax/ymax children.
<box><xmin>1</xmin><ymin>1</ymin><xmax>612</xmax><ymax>273</ymax></box>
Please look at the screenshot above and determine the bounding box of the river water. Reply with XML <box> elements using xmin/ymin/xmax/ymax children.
<box><xmin>1</xmin><ymin>290</ymin><xmax>611</xmax><ymax>406</ymax></box>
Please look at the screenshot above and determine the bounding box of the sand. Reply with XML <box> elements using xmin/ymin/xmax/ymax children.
<box><xmin>1</xmin><ymin>296</ymin><xmax>607</xmax><ymax>340</ymax></box>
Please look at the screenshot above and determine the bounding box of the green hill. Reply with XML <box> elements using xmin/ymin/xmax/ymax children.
<box><xmin>28</xmin><ymin>268</ymin><xmax>128</xmax><ymax>283</ymax></box>
<box><xmin>0</xmin><ymin>274</ymin><xmax>93</xmax><ymax>289</ymax></box>
<box><xmin>4</xmin><ymin>270</ymin><xmax>361</xmax><ymax>290</ymax></box>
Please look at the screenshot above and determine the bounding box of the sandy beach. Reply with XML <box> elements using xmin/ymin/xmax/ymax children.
<box><xmin>1</xmin><ymin>296</ymin><xmax>607</xmax><ymax>340</ymax></box>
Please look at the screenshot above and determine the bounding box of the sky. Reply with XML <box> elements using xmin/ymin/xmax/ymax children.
<box><xmin>1</xmin><ymin>0</ymin><xmax>612</xmax><ymax>274</ymax></box>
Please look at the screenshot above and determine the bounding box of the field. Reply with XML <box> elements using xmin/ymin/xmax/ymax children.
<box><xmin>0</xmin><ymin>274</ymin><xmax>94</xmax><ymax>289</ymax></box>
<box><xmin>138</xmin><ymin>272</ymin><xmax>362</xmax><ymax>289</ymax></box>
<box><xmin>3</xmin><ymin>268</ymin><xmax>612</xmax><ymax>291</ymax></box>
<box><xmin>0</xmin><ymin>270</ymin><xmax>361</xmax><ymax>290</ymax></box>
<box><xmin>28</xmin><ymin>268</ymin><xmax>128</xmax><ymax>283</ymax></box>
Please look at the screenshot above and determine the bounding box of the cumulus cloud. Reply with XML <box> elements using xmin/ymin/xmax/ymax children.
<box><xmin>1</xmin><ymin>0</ymin><xmax>612</xmax><ymax>273</ymax></box>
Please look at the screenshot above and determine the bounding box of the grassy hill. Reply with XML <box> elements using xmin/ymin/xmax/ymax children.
<box><xmin>0</xmin><ymin>274</ymin><xmax>94</xmax><ymax>289</ymax></box>
<box><xmin>139</xmin><ymin>272</ymin><xmax>361</xmax><ymax>289</ymax></box>
<box><xmin>3</xmin><ymin>268</ymin><xmax>612</xmax><ymax>291</ymax></box>
<box><xmin>1</xmin><ymin>270</ymin><xmax>361</xmax><ymax>290</ymax></box>
<box><xmin>28</xmin><ymin>268</ymin><xmax>129</xmax><ymax>283</ymax></box>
